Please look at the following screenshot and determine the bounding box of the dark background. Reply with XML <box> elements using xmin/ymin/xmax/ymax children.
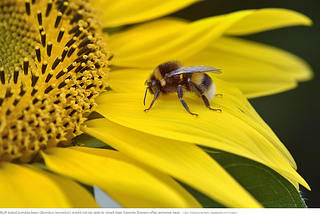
<box><xmin>172</xmin><ymin>0</ymin><xmax>319</xmax><ymax>208</ymax></box>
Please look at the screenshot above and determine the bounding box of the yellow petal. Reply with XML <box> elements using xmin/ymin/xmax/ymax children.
<box><xmin>83</xmin><ymin>118</ymin><xmax>262</xmax><ymax>208</ymax></box>
<box><xmin>92</xmin><ymin>0</ymin><xmax>199</xmax><ymax>27</ymax></box>
<box><xmin>107</xmin><ymin>68</ymin><xmax>150</xmax><ymax>93</ymax></box>
<box><xmin>95</xmin><ymin>77</ymin><xmax>310</xmax><ymax>190</ymax></box>
<box><xmin>0</xmin><ymin>162</ymin><xmax>98</xmax><ymax>208</ymax></box>
<box><xmin>184</xmin><ymin>37</ymin><xmax>313</xmax><ymax>98</ymax></box>
<box><xmin>110</xmin><ymin>9</ymin><xmax>311</xmax><ymax>68</ymax></box>
<box><xmin>108</xmin><ymin>16</ymin><xmax>230</xmax><ymax>68</ymax></box>
<box><xmin>41</xmin><ymin>147</ymin><xmax>201</xmax><ymax>208</ymax></box>
<box><xmin>224</xmin><ymin>8</ymin><xmax>312</xmax><ymax>35</ymax></box>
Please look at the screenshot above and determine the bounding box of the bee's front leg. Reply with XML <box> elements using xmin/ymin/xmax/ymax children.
<box><xmin>144</xmin><ymin>89</ymin><xmax>160</xmax><ymax>112</ymax></box>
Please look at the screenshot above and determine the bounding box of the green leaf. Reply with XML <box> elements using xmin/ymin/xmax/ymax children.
<box><xmin>201</xmin><ymin>149</ymin><xmax>307</xmax><ymax>208</ymax></box>
<box><xmin>179</xmin><ymin>182</ymin><xmax>225</xmax><ymax>208</ymax></box>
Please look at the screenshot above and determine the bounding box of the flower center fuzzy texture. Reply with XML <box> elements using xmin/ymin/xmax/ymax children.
<box><xmin>0</xmin><ymin>0</ymin><xmax>111</xmax><ymax>163</ymax></box>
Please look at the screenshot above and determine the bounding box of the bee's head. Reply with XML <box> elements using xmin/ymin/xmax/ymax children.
<box><xmin>144</xmin><ymin>76</ymin><xmax>159</xmax><ymax>106</ymax></box>
<box><xmin>145</xmin><ymin>76</ymin><xmax>158</xmax><ymax>94</ymax></box>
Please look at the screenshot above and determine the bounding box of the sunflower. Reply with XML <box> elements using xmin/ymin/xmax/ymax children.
<box><xmin>0</xmin><ymin>0</ymin><xmax>313</xmax><ymax>208</ymax></box>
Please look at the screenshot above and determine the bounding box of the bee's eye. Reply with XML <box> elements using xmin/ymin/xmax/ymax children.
<box><xmin>152</xmin><ymin>80</ymin><xmax>156</xmax><ymax>86</ymax></box>
<box><xmin>145</xmin><ymin>80</ymin><xmax>152</xmax><ymax>87</ymax></box>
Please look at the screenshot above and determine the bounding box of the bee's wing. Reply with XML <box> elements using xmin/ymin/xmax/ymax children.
<box><xmin>166</xmin><ymin>66</ymin><xmax>221</xmax><ymax>77</ymax></box>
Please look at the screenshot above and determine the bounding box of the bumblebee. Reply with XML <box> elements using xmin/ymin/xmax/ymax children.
<box><xmin>144</xmin><ymin>61</ymin><xmax>222</xmax><ymax>116</ymax></box>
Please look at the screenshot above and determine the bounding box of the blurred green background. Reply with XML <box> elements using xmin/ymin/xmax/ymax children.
<box><xmin>172</xmin><ymin>0</ymin><xmax>319</xmax><ymax>207</ymax></box>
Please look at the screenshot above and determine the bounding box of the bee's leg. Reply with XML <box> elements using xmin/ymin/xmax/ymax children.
<box><xmin>144</xmin><ymin>89</ymin><xmax>160</xmax><ymax>112</ymax></box>
<box><xmin>200</xmin><ymin>94</ymin><xmax>222</xmax><ymax>113</ymax></box>
<box><xmin>188</xmin><ymin>79</ymin><xmax>222</xmax><ymax>113</ymax></box>
<box><xmin>143</xmin><ymin>87</ymin><xmax>149</xmax><ymax>105</ymax></box>
<box><xmin>178</xmin><ymin>85</ymin><xmax>198</xmax><ymax>116</ymax></box>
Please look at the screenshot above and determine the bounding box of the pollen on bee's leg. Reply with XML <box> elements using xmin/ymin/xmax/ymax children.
<box><xmin>0</xmin><ymin>0</ymin><xmax>112</xmax><ymax>163</ymax></box>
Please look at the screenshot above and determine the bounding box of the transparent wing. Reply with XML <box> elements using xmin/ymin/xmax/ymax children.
<box><xmin>165</xmin><ymin>66</ymin><xmax>222</xmax><ymax>77</ymax></box>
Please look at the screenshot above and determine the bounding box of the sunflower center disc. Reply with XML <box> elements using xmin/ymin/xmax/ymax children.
<box><xmin>0</xmin><ymin>0</ymin><xmax>112</xmax><ymax>163</ymax></box>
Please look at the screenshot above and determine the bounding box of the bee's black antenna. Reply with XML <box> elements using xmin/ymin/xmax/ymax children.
<box><xmin>143</xmin><ymin>87</ymin><xmax>149</xmax><ymax>105</ymax></box>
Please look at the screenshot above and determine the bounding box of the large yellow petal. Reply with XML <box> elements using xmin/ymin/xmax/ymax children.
<box><xmin>83</xmin><ymin>118</ymin><xmax>262</xmax><ymax>208</ymax></box>
<box><xmin>41</xmin><ymin>147</ymin><xmax>201</xmax><ymax>208</ymax></box>
<box><xmin>0</xmin><ymin>162</ymin><xmax>98</xmax><ymax>208</ymax></box>
<box><xmin>224</xmin><ymin>8</ymin><xmax>312</xmax><ymax>35</ymax></box>
<box><xmin>95</xmin><ymin>77</ymin><xmax>310</xmax><ymax>190</ymax></box>
<box><xmin>184</xmin><ymin>37</ymin><xmax>313</xmax><ymax>98</ymax></box>
<box><xmin>92</xmin><ymin>0</ymin><xmax>199</xmax><ymax>27</ymax></box>
<box><xmin>109</xmin><ymin>9</ymin><xmax>311</xmax><ymax>68</ymax></box>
